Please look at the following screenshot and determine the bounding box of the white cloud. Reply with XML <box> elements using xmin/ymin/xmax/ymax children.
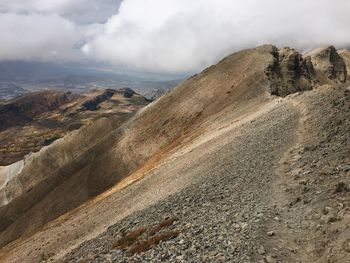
<box><xmin>0</xmin><ymin>0</ymin><xmax>77</xmax><ymax>13</ymax></box>
<box><xmin>83</xmin><ymin>0</ymin><xmax>350</xmax><ymax>73</ymax></box>
<box><xmin>0</xmin><ymin>13</ymin><xmax>79</xmax><ymax>61</ymax></box>
<box><xmin>1</xmin><ymin>0</ymin><xmax>350</xmax><ymax>73</ymax></box>
<box><xmin>0</xmin><ymin>0</ymin><xmax>122</xmax><ymax>24</ymax></box>
<box><xmin>0</xmin><ymin>0</ymin><xmax>112</xmax><ymax>61</ymax></box>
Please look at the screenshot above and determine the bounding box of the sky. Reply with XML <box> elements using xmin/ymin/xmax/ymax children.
<box><xmin>1</xmin><ymin>0</ymin><xmax>350</xmax><ymax>74</ymax></box>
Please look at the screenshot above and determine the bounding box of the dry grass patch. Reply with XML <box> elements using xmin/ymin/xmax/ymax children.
<box><xmin>112</xmin><ymin>216</ymin><xmax>181</xmax><ymax>255</ymax></box>
<box><xmin>128</xmin><ymin>230</ymin><xmax>180</xmax><ymax>255</ymax></box>
<box><xmin>148</xmin><ymin>217</ymin><xmax>178</xmax><ymax>236</ymax></box>
<box><xmin>112</xmin><ymin>227</ymin><xmax>148</xmax><ymax>249</ymax></box>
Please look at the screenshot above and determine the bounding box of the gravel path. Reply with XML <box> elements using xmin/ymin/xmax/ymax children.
<box><xmin>62</xmin><ymin>101</ymin><xmax>299</xmax><ymax>263</ymax></box>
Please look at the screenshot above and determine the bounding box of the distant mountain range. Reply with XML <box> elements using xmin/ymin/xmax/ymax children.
<box><xmin>0</xmin><ymin>88</ymin><xmax>149</xmax><ymax>165</ymax></box>
<box><xmin>0</xmin><ymin>61</ymin><xmax>184</xmax><ymax>100</ymax></box>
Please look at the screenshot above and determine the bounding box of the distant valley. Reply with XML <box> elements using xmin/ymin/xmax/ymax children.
<box><xmin>0</xmin><ymin>61</ymin><xmax>183</xmax><ymax>101</ymax></box>
<box><xmin>0</xmin><ymin>88</ymin><xmax>149</xmax><ymax>165</ymax></box>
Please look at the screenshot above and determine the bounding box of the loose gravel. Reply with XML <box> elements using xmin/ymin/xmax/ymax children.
<box><xmin>62</xmin><ymin>102</ymin><xmax>299</xmax><ymax>263</ymax></box>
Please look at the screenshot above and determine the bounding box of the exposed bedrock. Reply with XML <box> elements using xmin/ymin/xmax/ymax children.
<box><xmin>266</xmin><ymin>46</ymin><xmax>348</xmax><ymax>97</ymax></box>
<box><xmin>265</xmin><ymin>47</ymin><xmax>314</xmax><ymax>97</ymax></box>
<box><xmin>306</xmin><ymin>46</ymin><xmax>347</xmax><ymax>83</ymax></box>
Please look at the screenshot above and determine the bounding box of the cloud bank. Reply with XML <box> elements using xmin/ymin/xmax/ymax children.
<box><xmin>0</xmin><ymin>0</ymin><xmax>122</xmax><ymax>24</ymax></box>
<box><xmin>0</xmin><ymin>0</ymin><xmax>118</xmax><ymax>62</ymax></box>
<box><xmin>1</xmin><ymin>0</ymin><xmax>350</xmax><ymax>73</ymax></box>
<box><xmin>83</xmin><ymin>0</ymin><xmax>350</xmax><ymax>72</ymax></box>
<box><xmin>0</xmin><ymin>13</ymin><xmax>79</xmax><ymax>61</ymax></box>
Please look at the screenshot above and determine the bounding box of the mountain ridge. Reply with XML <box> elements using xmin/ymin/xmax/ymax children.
<box><xmin>0</xmin><ymin>44</ymin><xmax>349</xmax><ymax>263</ymax></box>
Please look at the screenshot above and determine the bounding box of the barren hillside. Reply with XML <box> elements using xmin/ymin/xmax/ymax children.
<box><xmin>0</xmin><ymin>45</ymin><xmax>349</xmax><ymax>263</ymax></box>
<box><xmin>0</xmin><ymin>88</ymin><xmax>148</xmax><ymax>165</ymax></box>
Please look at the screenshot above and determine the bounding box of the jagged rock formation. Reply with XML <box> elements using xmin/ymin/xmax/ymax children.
<box><xmin>306</xmin><ymin>46</ymin><xmax>347</xmax><ymax>84</ymax></box>
<box><xmin>266</xmin><ymin>47</ymin><xmax>314</xmax><ymax>97</ymax></box>
<box><xmin>339</xmin><ymin>48</ymin><xmax>350</xmax><ymax>79</ymax></box>
<box><xmin>265</xmin><ymin>46</ymin><xmax>348</xmax><ymax>97</ymax></box>
<box><xmin>81</xmin><ymin>89</ymin><xmax>115</xmax><ymax>111</ymax></box>
<box><xmin>143</xmin><ymin>88</ymin><xmax>168</xmax><ymax>101</ymax></box>
<box><xmin>0</xmin><ymin>45</ymin><xmax>349</xmax><ymax>263</ymax></box>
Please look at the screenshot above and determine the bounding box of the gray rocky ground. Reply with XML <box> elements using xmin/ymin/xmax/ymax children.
<box><xmin>62</xmin><ymin>101</ymin><xmax>298</xmax><ymax>262</ymax></box>
<box><xmin>62</xmin><ymin>85</ymin><xmax>350</xmax><ymax>263</ymax></box>
<box><xmin>1</xmin><ymin>46</ymin><xmax>349</xmax><ymax>263</ymax></box>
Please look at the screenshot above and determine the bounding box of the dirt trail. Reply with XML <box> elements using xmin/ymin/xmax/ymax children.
<box><xmin>266</xmin><ymin>96</ymin><xmax>314</xmax><ymax>262</ymax></box>
<box><xmin>0</xmin><ymin>96</ymin><xmax>289</xmax><ymax>263</ymax></box>
<box><xmin>60</xmin><ymin>97</ymin><xmax>301</xmax><ymax>262</ymax></box>
<box><xmin>60</xmin><ymin>86</ymin><xmax>350</xmax><ymax>263</ymax></box>
<box><xmin>268</xmin><ymin>86</ymin><xmax>350</xmax><ymax>263</ymax></box>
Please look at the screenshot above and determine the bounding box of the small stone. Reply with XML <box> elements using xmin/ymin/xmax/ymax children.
<box><xmin>267</xmin><ymin>231</ymin><xmax>275</xmax><ymax>236</ymax></box>
<box><xmin>185</xmin><ymin>223</ymin><xmax>192</xmax><ymax>228</ymax></box>
<box><xmin>258</xmin><ymin>246</ymin><xmax>266</xmax><ymax>255</ymax></box>
<box><xmin>287</xmin><ymin>247</ymin><xmax>297</xmax><ymax>253</ymax></box>
<box><xmin>343</xmin><ymin>239</ymin><xmax>350</xmax><ymax>252</ymax></box>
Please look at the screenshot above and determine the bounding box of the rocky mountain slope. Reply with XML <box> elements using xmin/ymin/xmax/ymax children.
<box><xmin>0</xmin><ymin>45</ymin><xmax>349</xmax><ymax>263</ymax></box>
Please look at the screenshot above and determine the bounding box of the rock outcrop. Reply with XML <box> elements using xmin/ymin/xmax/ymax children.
<box><xmin>306</xmin><ymin>46</ymin><xmax>347</xmax><ymax>84</ymax></box>
<box><xmin>144</xmin><ymin>88</ymin><xmax>167</xmax><ymax>101</ymax></box>
<box><xmin>81</xmin><ymin>89</ymin><xmax>115</xmax><ymax>111</ymax></box>
<box><xmin>118</xmin><ymin>87</ymin><xmax>136</xmax><ymax>98</ymax></box>
<box><xmin>265</xmin><ymin>47</ymin><xmax>314</xmax><ymax>97</ymax></box>
<box><xmin>265</xmin><ymin>46</ymin><xmax>348</xmax><ymax>97</ymax></box>
<box><xmin>338</xmin><ymin>48</ymin><xmax>350</xmax><ymax>79</ymax></box>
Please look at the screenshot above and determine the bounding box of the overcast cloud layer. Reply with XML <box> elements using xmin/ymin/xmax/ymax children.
<box><xmin>1</xmin><ymin>0</ymin><xmax>350</xmax><ymax>73</ymax></box>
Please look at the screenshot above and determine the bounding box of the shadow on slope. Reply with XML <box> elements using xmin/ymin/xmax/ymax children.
<box><xmin>1</xmin><ymin>44</ymin><xmax>346</xmax><ymax>249</ymax></box>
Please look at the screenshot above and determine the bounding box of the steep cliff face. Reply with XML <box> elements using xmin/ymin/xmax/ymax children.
<box><xmin>265</xmin><ymin>47</ymin><xmax>314</xmax><ymax>97</ymax></box>
<box><xmin>339</xmin><ymin>48</ymin><xmax>350</xmax><ymax>79</ymax></box>
<box><xmin>265</xmin><ymin>46</ymin><xmax>348</xmax><ymax>97</ymax></box>
<box><xmin>306</xmin><ymin>46</ymin><xmax>347</xmax><ymax>84</ymax></box>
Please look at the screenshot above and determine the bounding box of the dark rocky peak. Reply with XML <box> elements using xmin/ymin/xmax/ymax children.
<box><xmin>266</xmin><ymin>46</ymin><xmax>314</xmax><ymax>97</ymax></box>
<box><xmin>116</xmin><ymin>87</ymin><xmax>136</xmax><ymax>98</ymax></box>
<box><xmin>80</xmin><ymin>89</ymin><xmax>115</xmax><ymax>111</ymax></box>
